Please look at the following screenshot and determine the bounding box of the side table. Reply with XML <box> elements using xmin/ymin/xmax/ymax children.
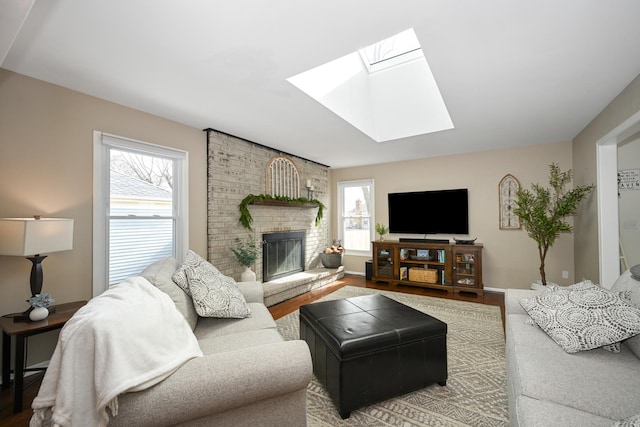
<box><xmin>1</xmin><ymin>300</ymin><xmax>86</xmax><ymax>414</ymax></box>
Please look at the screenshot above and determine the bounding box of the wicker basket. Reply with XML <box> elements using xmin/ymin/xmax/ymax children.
<box><xmin>409</xmin><ymin>267</ymin><xmax>438</xmax><ymax>283</ymax></box>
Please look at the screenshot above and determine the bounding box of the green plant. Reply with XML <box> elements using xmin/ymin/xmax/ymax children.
<box><xmin>375</xmin><ymin>223</ymin><xmax>389</xmax><ymax>239</ymax></box>
<box><xmin>230</xmin><ymin>237</ymin><xmax>259</xmax><ymax>267</ymax></box>
<box><xmin>238</xmin><ymin>194</ymin><xmax>325</xmax><ymax>231</ymax></box>
<box><xmin>513</xmin><ymin>163</ymin><xmax>595</xmax><ymax>286</ymax></box>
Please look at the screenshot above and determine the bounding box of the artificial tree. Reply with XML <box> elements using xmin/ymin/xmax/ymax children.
<box><xmin>513</xmin><ymin>163</ymin><xmax>594</xmax><ymax>286</ymax></box>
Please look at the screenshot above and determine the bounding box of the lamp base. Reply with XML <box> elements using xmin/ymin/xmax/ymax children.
<box><xmin>12</xmin><ymin>305</ymin><xmax>56</xmax><ymax>322</ymax></box>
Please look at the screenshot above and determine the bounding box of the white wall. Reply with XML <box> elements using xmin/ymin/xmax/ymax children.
<box><xmin>618</xmin><ymin>137</ymin><xmax>640</xmax><ymax>267</ymax></box>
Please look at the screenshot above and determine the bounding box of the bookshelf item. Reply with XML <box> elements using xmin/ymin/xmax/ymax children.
<box><xmin>371</xmin><ymin>241</ymin><xmax>483</xmax><ymax>296</ymax></box>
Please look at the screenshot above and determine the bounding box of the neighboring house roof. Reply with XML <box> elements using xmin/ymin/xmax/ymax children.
<box><xmin>110</xmin><ymin>170</ymin><xmax>172</xmax><ymax>200</ymax></box>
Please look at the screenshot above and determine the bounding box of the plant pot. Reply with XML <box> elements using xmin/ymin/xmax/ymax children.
<box><xmin>240</xmin><ymin>266</ymin><xmax>256</xmax><ymax>282</ymax></box>
<box><xmin>29</xmin><ymin>306</ymin><xmax>49</xmax><ymax>321</ymax></box>
<box><xmin>320</xmin><ymin>253</ymin><xmax>343</xmax><ymax>268</ymax></box>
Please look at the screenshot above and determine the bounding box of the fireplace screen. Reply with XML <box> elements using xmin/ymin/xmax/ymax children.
<box><xmin>263</xmin><ymin>231</ymin><xmax>305</xmax><ymax>282</ymax></box>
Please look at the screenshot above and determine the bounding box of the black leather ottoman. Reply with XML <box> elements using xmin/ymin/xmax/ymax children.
<box><xmin>299</xmin><ymin>294</ymin><xmax>447</xmax><ymax>419</ymax></box>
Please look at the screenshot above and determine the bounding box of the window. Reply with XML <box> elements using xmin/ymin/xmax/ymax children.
<box><xmin>359</xmin><ymin>28</ymin><xmax>422</xmax><ymax>71</ymax></box>
<box><xmin>93</xmin><ymin>132</ymin><xmax>188</xmax><ymax>296</ymax></box>
<box><xmin>338</xmin><ymin>179</ymin><xmax>374</xmax><ymax>255</ymax></box>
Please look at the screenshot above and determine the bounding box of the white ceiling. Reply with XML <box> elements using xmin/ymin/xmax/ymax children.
<box><xmin>3</xmin><ymin>1</ymin><xmax>640</xmax><ymax>168</ymax></box>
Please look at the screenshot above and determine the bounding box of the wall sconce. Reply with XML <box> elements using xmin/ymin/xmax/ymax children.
<box><xmin>0</xmin><ymin>216</ymin><xmax>74</xmax><ymax>319</ymax></box>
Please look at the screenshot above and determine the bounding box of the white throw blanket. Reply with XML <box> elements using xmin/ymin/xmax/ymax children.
<box><xmin>30</xmin><ymin>276</ymin><xmax>203</xmax><ymax>427</ymax></box>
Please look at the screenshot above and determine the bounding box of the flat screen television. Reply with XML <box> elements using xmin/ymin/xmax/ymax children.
<box><xmin>388</xmin><ymin>189</ymin><xmax>469</xmax><ymax>235</ymax></box>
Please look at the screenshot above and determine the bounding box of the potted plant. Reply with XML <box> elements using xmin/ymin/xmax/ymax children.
<box><xmin>513</xmin><ymin>163</ymin><xmax>594</xmax><ymax>287</ymax></box>
<box><xmin>375</xmin><ymin>223</ymin><xmax>389</xmax><ymax>241</ymax></box>
<box><xmin>231</xmin><ymin>237</ymin><xmax>259</xmax><ymax>282</ymax></box>
<box><xmin>27</xmin><ymin>293</ymin><xmax>55</xmax><ymax>321</ymax></box>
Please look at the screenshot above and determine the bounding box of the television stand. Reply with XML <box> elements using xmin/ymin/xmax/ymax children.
<box><xmin>372</xmin><ymin>240</ymin><xmax>483</xmax><ymax>296</ymax></box>
<box><xmin>399</xmin><ymin>238</ymin><xmax>450</xmax><ymax>244</ymax></box>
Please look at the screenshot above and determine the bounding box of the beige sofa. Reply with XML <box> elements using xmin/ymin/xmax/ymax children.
<box><xmin>505</xmin><ymin>269</ymin><xmax>640</xmax><ymax>427</ymax></box>
<box><xmin>107</xmin><ymin>257</ymin><xmax>313</xmax><ymax>427</ymax></box>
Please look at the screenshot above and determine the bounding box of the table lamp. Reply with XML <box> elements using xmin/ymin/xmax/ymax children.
<box><xmin>0</xmin><ymin>216</ymin><xmax>74</xmax><ymax>319</ymax></box>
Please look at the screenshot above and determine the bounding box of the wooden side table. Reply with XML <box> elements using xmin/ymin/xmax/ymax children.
<box><xmin>1</xmin><ymin>301</ymin><xmax>86</xmax><ymax>414</ymax></box>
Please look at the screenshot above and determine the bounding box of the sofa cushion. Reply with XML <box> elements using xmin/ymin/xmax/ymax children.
<box><xmin>508</xmin><ymin>312</ymin><xmax>640</xmax><ymax>421</ymax></box>
<box><xmin>515</xmin><ymin>395</ymin><xmax>615</xmax><ymax>427</ymax></box>
<box><xmin>612</xmin><ymin>268</ymin><xmax>640</xmax><ymax>359</ymax></box>
<box><xmin>179</xmin><ymin>251</ymin><xmax>251</xmax><ymax>319</ymax></box>
<box><xmin>520</xmin><ymin>281</ymin><xmax>640</xmax><ymax>353</ymax></box>
<box><xmin>198</xmin><ymin>328</ymin><xmax>283</xmax><ymax>355</ymax></box>
<box><xmin>141</xmin><ymin>257</ymin><xmax>198</xmax><ymax>330</ymax></box>
<box><xmin>194</xmin><ymin>302</ymin><xmax>276</xmax><ymax>340</ymax></box>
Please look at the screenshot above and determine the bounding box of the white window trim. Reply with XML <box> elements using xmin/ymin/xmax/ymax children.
<box><xmin>337</xmin><ymin>179</ymin><xmax>375</xmax><ymax>256</ymax></box>
<box><xmin>92</xmin><ymin>131</ymin><xmax>189</xmax><ymax>296</ymax></box>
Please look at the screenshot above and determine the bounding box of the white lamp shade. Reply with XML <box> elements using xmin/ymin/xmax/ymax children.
<box><xmin>0</xmin><ymin>218</ymin><xmax>74</xmax><ymax>256</ymax></box>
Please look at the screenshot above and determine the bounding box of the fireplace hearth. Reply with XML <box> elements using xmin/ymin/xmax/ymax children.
<box><xmin>262</xmin><ymin>231</ymin><xmax>305</xmax><ymax>282</ymax></box>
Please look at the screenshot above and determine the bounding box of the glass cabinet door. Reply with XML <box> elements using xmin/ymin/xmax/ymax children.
<box><xmin>454</xmin><ymin>251</ymin><xmax>476</xmax><ymax>286</ymax></box>
<box><xmin>374</xmin><ymin>244</ymin><xmax>395</xmax><ymax>279</ymax></box>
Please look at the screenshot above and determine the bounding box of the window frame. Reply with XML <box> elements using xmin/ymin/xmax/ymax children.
<box><xmin>93</xmin><ymin>131</ymin><xmax>189</xmax><ymax>296</ymax></box>
<box><xmin>337</xmin><ymin>179</ymin><xmax>375</xmax><ymax>256</ymax></box>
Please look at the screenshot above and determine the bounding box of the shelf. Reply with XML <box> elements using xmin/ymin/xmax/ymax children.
<box><xmin>250</xmin><ymin>200</ymin><xmax>320</xmax><ymax>208</ymax></box>
<box><xmin>400</xmin><ymin>260</ymin><xmax>444</xmax><ymax>266</ymax></box>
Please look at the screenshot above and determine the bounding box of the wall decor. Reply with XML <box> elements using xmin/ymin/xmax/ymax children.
<box><xmin>618</xmin><ymin>169</ymin><xmax>640</xmax><ymax>191</ymax></box>
<box><xmin>499</xmin><ymin>174</ymin><xmax>521</xmax><ymax>229</ymax></box>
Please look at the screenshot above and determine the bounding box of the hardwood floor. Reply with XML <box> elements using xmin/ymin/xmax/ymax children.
<box><xmin>269</xmin><ymin>274</ymin><xmax>505</xmax><ymax>326</ymax></box>
<box><xmin>0</xmin><ymin>274</ymin><xmax>504</xmax><ymax>426</ymax></box>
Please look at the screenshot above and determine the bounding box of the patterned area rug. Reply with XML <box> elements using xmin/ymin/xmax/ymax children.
<box><xmin>275</xmin><ymin>286</ymin><xmax>508</xmax><ymax>426</ymax></box>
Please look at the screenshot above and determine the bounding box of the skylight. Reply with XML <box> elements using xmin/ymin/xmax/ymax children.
<box><xmin>287</xmin><ymin>28</ymin><xmax>454</xmax><ymax>143</ymax></box>
<box><xmin>359</xmin><ymin>28</ymin><xmax>422</xmax><ymax>70</ymax></box>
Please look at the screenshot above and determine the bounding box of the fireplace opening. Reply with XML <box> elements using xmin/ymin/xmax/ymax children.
<box><xmin>263</xmin><ymin>231</ymin><xmax>305</xmax><ymax>282</ymax></box>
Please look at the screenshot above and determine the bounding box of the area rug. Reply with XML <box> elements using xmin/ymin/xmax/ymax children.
<box><xmin>275</xmin><ymin>286</ymin><xmax>508</xmax><ymax>426</ymax></box>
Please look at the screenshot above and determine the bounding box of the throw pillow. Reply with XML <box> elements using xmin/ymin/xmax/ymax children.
<box><xmin>172</xmin><ymin>261</ymin><xmax>191</xmax><ymax>296</ymax></box>
<box><xmin>141</xmin><ymin>257</ymin><xmax>198</xmax><ymax>331</ymax></box>
<box><xmin>611</xmin><ymin>268</ymin><xmax>640</xmax><ymax>358</ymax></box>
<box><xmin>181</xmin><ymin>250</ymin><xmax>251</xmax><ymax>318</ymax></box>
<box><xmin>520</xmin><ymin>281</ymin><xmax>640</xmax><ymax>353</ymax></box>
<box><xmin>614</xmin><ymin>414</ymin><xmax>640</xmax><ymax>427</ymax></box>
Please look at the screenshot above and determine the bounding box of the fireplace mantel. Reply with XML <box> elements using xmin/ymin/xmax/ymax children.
<box><xmin>239</xmin><ymin>194</ymin><xmax>324</xmax><ymax>230</ymax></box>
<box><xmin>250</xmin><ymin>200</ymin><xmax>320</xmax><ymax>208</ymax></box>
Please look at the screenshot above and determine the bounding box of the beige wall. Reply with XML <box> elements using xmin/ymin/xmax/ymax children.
<box><xmin>0</xmin><ymin>69</ymin><xmax>207</xmax><ymax>366</ymax></box>
<box><xmin>573</xmin><ymin>73</ymin><xmax>640</xmax><ymax>284</ymax></box>
<box><xmin>330</xmin><ymin>141</ymin><xmax>577</xmax><ymax>290</ymax></box>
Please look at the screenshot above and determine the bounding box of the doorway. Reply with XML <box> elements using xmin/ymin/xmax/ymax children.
<box><xmin>597</xmin><ymin>110</ymin><xmax>640</xmax><ymax>288</ymax></box>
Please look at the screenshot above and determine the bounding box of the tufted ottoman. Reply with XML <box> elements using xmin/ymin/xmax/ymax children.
<box><xmin>299</xmin><ymin>294</ymin><xmax>447</xmax><ymax>419</ymax></box>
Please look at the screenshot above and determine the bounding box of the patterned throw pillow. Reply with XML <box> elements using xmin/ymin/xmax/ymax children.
<box><xmin>172</xmin><ymin>261</ymin><xmax>191</xmax><ymax>296</ymax></box>
<box><xmin>178</xmin><ymin>250</ymin><xmax>251</xmax><ymax>319</ymax></box>
<box><xmin>520</xmin><ymin>281</ymin><xmax>640</xmax><ymax>353</ymax></box>
<box><xmin>614</xmin><ymin>413</ymin><xmax>640</xmax><ymax>427</ymax></box>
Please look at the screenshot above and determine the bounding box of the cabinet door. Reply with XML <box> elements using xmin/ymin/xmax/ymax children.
<box><xmin>453</xmin><ymin>247</ymin><xmax>482</xmax><ymax>288</ymax></box>
<box><xmin>373</xmin><ymin>242</ymin><xmax>396</xmax><ymax>279</ymax></box>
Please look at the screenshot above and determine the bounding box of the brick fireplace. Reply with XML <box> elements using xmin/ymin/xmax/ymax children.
<box><xmin>205</xmin><ymin>129</ymin><xmax>330</xmax><ymax>281</ymax></box>
<box><xmin>262</xmin><ymin>230</ymin><xmax>305</xmax><ymax>281</ymax></box>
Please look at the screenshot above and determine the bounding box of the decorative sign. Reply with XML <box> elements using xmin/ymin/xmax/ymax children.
<box><xmin>618</xmin><ymin>169</ymin><xmax>640</xmax><ymax>191</ymax></box>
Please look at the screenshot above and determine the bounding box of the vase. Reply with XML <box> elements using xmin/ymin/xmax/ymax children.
<box><xmin>240</xmin><ymin>266</ymin><xmax>257</xmax><ymax>282</ymax></box>
<box><xmin>29</xmin><ymin>306</ymin><xmax>49</xmax><ymax>321</ymax></box>
<box><xmin>320</xmin><ymin>253</ymin><xmax>343</xmax><ymax>268</ymax></box>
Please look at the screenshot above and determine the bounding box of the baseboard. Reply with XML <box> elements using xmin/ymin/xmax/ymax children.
<box><xmin>344</xmin><ymin>270</ymin><xmax>365</xmax><ymax>276</ymax></box>
<box><xmin>483</xmin><ymin>286</ymin><xmax>505</xmax><ymax>293</ymax></box>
